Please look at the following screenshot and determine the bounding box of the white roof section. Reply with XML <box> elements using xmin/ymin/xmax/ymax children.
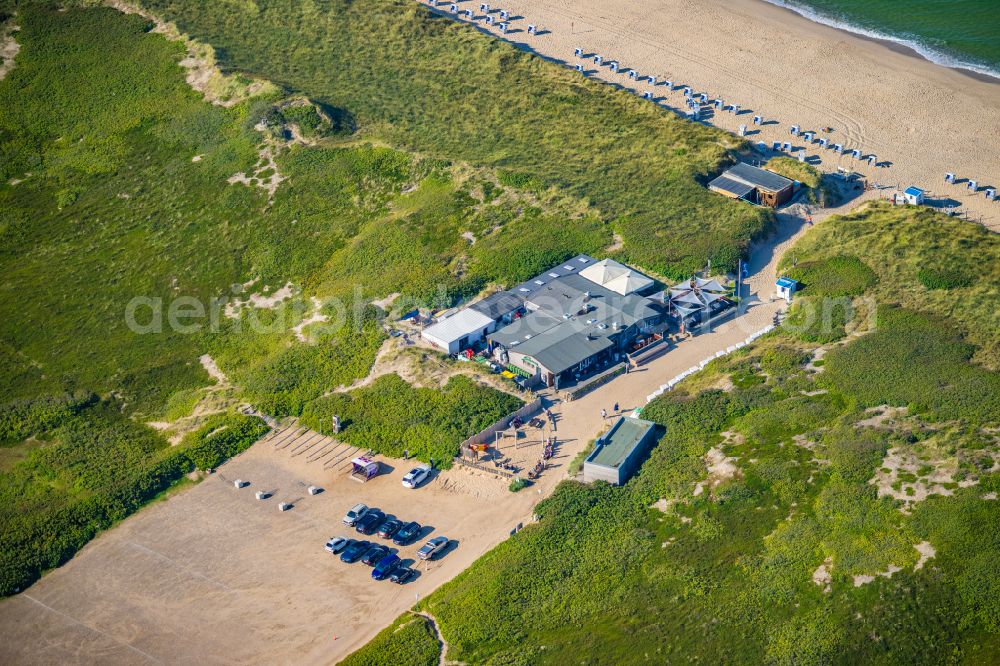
<box><xmin>422</xmin><ymin>308</ymin><xmax>494</xmax><ymax>346</ymax></box>
<box><xmin>579</xmin><ymin>258</ymin><xmax>654</xmax><ymax>295</ymax></box>
<box><xmin>669</xmin><ymin>277</ymin><xmax>731</xmax><ymax>315</ymax></box>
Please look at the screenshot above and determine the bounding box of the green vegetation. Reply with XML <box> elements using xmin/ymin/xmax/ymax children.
<box><xmin>779</xmin><ymin>201</ymin><xmax>1000</xmax><ymax>367</ymax></box>
<box><xmin>820</xmin><ymin>306</ymin><xmax>1000</xmax><ymax>424</ymax></box>
<box><xmin>568</xmin><ymin>439</ymin><xmax>597</xmax><ymax>477</ymax></box>
<box><xmin>181</xmin><ymin>412</ymin><xmax>270</xmax><ymax>470</ymax></box>
<box><xmin>300</xmin><ymin>374</ymin><xmax>521</xmax><ymax>466</ymax></box>
<box><xmin>917</xmin><ymin>266</ymin><xmax>974</xmax><ymax>291</ymax></box>
<box><xmin>0</xmin><ymin>6</ymin><xmax>547</xmax><ymax>593</ymax></box>
<box><xmin>392</xmin><ymin>332</ymin><xmax>1000</xmax><ymax>664</ymax></box>
<box><xmin>354</xmin><ymin>204</ymin><xmax>1000</xmax><ymax>664</ymax></box>
<box><xmin>765</xmin><ymin>156</ymin><xmax>832</xmax><ymax>205</ymax></box>
<box><xmin>139</xmin><ymin>0</ymin><xmax>770</xmax><ymax>277</ymax></box>
<box><xmin>509</xmin><ymin>477</ymin><xmax>529</xmax><ymax>493</ymax></box>
<box><xmin>785</xmin><ymin>255</ymin><xmax>878</xmax><ymax>297</ymax></box>
<box><xmin>340</xmin><ymin>614</ymin><xmax>440</xmax><ymax>666</ymax></box>
<box><xmin>0</xmin><ymin>397</ymin><xmax>267</xmax><ymax>596</ymax></box>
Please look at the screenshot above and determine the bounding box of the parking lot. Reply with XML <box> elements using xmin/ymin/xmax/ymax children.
<box><xmin>0</xmin><ymin>266</ymin><xmax>794</xmax><ymax>664</ymax></box>
<box><xmin>0</xmin><ymin>429</ymin><xmax>550</xmax><ymax>665</ymax></box>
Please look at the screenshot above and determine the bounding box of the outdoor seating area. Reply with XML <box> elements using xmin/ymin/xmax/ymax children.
<box><xmin>458</xmin><ymin>411</ymin><xmax>558</xmax><ymax>482</ymax></box>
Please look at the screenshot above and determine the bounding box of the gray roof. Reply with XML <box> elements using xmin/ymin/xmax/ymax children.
<box><xmin>469</xmin><ymin>290</ymin><xmax>523</xmax><ymax>320</ymax></box>
<box><xmin>530</xmin><ymin>332</ymin><xmax>614</xmax><ymax>376</ymax></box>
<box><xmin>512</xmin><ymin>254</ymin><xmax>598</xmax><ymax>299</ymax></box>
<box><xmin>587</xmin><ymin>416</ymin><xmax>656</xmax><ymax>468</ymax></box>
<box><xmin>708</xmin><ymin>174</ymin><xmax>755</xmax><ymax>199</ymax></box>
<box><xmin>722</xmin><ymin>162</ymin><xmax>794</xmax><ymax>193</ymax></box>
<box><xmin>489</xmin><ymin>273</ymin><xmax>663</xmax><ymax>375</ymax></box>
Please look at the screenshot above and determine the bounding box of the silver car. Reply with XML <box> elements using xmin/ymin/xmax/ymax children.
<box><xmin>343</xmin><ymin>503</ymin><xmax>369</xmax><ymax>526</ymax></box>
<box><xmin>417</xmin><ymin>536</ymin><xmax>449</xmax><ymax>560</ymax></box>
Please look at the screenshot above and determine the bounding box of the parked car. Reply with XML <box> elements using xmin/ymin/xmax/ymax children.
<box><xmin>355</xmin><ymin>509</ymin><xmax>385</xmax><ymax>535</ymax></box>
<box><xmin>390</xmin><ymin>567</ymin><xmax>416</xmax><ymax>585</ymax></box>
<box><xmin>324</xmin><ymin>536</ymin><xmax>350</xmax><ymax>554</ymax></box>
<box><xmin>361</xmin><ymin>544</ymin><xmax>389</xmax><ymax>566</ymax></box>
<box><xmin>343</xmin><ymin>503</ymin><xmax>369</xmax><ymax>526</ymax></box>
<box><xmin>417</xmin><ymin>536</ymin><xmax>449</xmax><ymax>561</ymax></box>
<box><xmin>340</xmin><ymin>540</ymin><xmax>370</xmax><ymax>563</ymax></box>
<box><xmin>393</xmin><ymin>521</ymin><xmax>422</xmax><ymax>546</ymax></box>
<box><xmin>377</xmin><ymin>519</ymin><xmax>402</xmax><ymax>539</ymax></box>
<box><xmin>401</xmin><ymin>465</ymin><xmax>432</xmax><ymax>489</ymax></box>
<box><xmin>372</xmin><ymin>554</ymin><xmax>401</xmax><ymax>581</ymax></box>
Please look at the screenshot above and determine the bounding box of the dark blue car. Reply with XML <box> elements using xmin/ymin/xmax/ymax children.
<box><xmin>392</xmin><ymin>521</ymin><xmax>422</xmax><ymax>546</ymax></box>
<box><xmin>372</xmin><ymin>553</ymin><xmax>400</xmax><ymax>581</ymax></box>
<box><xmin>340</xmin><ymin>540</ymin><xmax>369</xmax><ymax>563</ymax></box>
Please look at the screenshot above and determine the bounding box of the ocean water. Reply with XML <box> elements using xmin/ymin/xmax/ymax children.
<box><xmin>763</xmin><ymin>0</ymin><xmax>1000</xmax><ymax>79</ymax></box>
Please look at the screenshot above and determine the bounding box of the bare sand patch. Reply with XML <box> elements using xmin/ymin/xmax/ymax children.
<box><xmin>694</xmin><ymin>446</ymin><xmax>741</xmax><ymax>497</ymax></box>
<box><xmin>199</xmin><ymin>354</ymin><xmax>229</xmax><ymax>385</ymax></box>
<box><xmin>225</xmin><ymin>282</ymin><xmax>295</xmax><ymax>318</ymax></box>
<box><xmin>913</xmin><ymin>541</ymin><xmax>936</xmax><ymax>571</ymax></box>
<box><xmin>856</xmin><ymin>405</ymin><xmax>908</xmax><ymax>429</ymax></box>
<box><xmin>0</xmin><ymin>19</ymin><xmax>18</xmax><ymax>81</ymax></box>
<box><xmin>871</xmin><ymin>446</ymin><xmax>960</xmax><ymax>508</ymax></box>
<box><xmin>228</xmin><ymin>140</ymin><xmax>285</xmax><ymax>203</ymax></box>
<box><xmin>372</xmin><ymin>292</ymin><xmax>401</xmax><ymax>311</ymax></box>
<box><xmin>812</xmin><ymin>556</ymin><xmax>832</xmax><ymax>594</ymax></box>
<box><xmin>292</xmin><ymin>297</ymin><xmax>330</xmax><ymax>343</ymax></box>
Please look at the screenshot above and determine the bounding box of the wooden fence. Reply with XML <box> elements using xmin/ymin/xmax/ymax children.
<box><xmin>458</xmin><ymin>397</ymin><xmax>543</xmax><ymax>452</ymax></box>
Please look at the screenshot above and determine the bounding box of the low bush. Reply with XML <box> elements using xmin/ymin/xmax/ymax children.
<box><xmin>300</xmin><ymin>374</ymin><xmax>521</xmax><ymax>465</ymax></box>
<box><xmin>0</xmin><ymin>392</ymin><xmax>97</xmax><ymax>445</ymax></box>
<box><xmin>340</xmin><ymin>614</ymin><xmax>440</xmax><ymax>666</ymax></box>
<box><xmin>917</xmin><ymin>266</ymin><xmax>974</xmax><ymax>291</ymax></box>
<box><xmin>821</xmin><ymin>306</ymin><xmax>1000</xmax><ymax>424</ymax></box>
<box><xmin>782</xmin><ymin>295</ymin><xmax>851</xmax><ymax>343</ymax></box>
<box><xmin>181</xmin><ymin>413</ymin><xmax>271</xmax><ymax>470</ymax></box>
<box><xmin>509</xmin><ymin>478</ymin><xmax>529</xmax><ymax>493</ymax></box>
<box><xmin>786</xmin><ymin>255</ymin><xmax>877</xmax><ymax>297</ymax></box>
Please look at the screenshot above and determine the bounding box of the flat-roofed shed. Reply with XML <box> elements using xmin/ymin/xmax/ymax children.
<box><xmin>709</xmin><ymin>162</ymin><xmax>794</xmax><ymax>207</ymax></box>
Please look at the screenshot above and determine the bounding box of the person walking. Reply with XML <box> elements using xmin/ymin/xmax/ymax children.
<box><xmin>601</xmin><ymin>408</ymin><xmax>607</xmax><ymax>420</ymax></box>
<box><xmin>613</xmin><ymin>402</ymin><xmax>619</xmax><ymax>413</ymax></box>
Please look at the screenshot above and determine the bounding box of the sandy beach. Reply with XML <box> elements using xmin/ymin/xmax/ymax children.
<box><xmin>453</xmin><ymin>0</ymin><xmax>1000</xmax><ymax>230</ymax></box>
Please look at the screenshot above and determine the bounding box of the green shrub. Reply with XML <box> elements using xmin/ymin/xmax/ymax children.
<box><xmin>300</xmin><ymin>374</ymin><xmax>521</xmax><ymax>465</ymax></box>
<box><xmin>760</xmin><ymin>346</ymin><xmax>809</xmax><ymax>379</ymax></box>
<box><xmin>917</xmin><ymin>266</ymin><xmax>974</xmax><ymax>291</ymax></box>
<box><xmin>821</xmin><ymin>306</ymin><xmax>1000</xmax><ymax>424</ymax></box>
<box><xmin>340</xmin><ymin>614</ymin><xmax>440</xmax><ymax>666</ymax></box>
<box><xmin>786</xmin><ymin>255</ymin><xmax>877</xmax><ymax>297</ymax></box>
<box><xmin>0</xmin><ymin>392</ymin><xmax>97</xmax><ymax>445</ymax></box>
<box><xmin>509</xmin><ymin>478</ymin><xmax>529</xmax><ymax>493</ymax></box>
<box><xmin>782</xmin><ymin>295</ymin><xmax>851</xmax><ymax>343</ymax></box>
<box><xmin>180</xmin><ymin>413</ymin><xmax>270</xmax><ymax>470</ymax></box>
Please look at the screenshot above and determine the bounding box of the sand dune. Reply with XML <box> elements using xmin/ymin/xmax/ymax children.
<box><xmin>444</xmin><ymin>0</ymin><xmax>1000</xmax><ymax>229</ymax></box>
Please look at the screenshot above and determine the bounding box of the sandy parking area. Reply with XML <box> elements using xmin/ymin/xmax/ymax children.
<box><xmin>0</xmin><ymin>433</ymin><xmax>560</xmax><ymax>665</ymax></box>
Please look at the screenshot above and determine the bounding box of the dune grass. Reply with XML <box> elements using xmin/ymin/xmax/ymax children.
<box><xmin>779</xmin><ymin>201</ymin><xmax>1000</xmax><ymax>367</ymax></box>
<box><xmin>138</xmin><ymin>0</ymin><xmax>770</xmax><ymax>278</ymax></box>
<box><xmin>351</xmin><ymin>203</ymin><xmax>1000</xmax><ymax>665</ymax></box>
<box><xmin>0</xmin><ymin>6</ymin><xmax>587</xmax><ymax>594</ymax></box>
